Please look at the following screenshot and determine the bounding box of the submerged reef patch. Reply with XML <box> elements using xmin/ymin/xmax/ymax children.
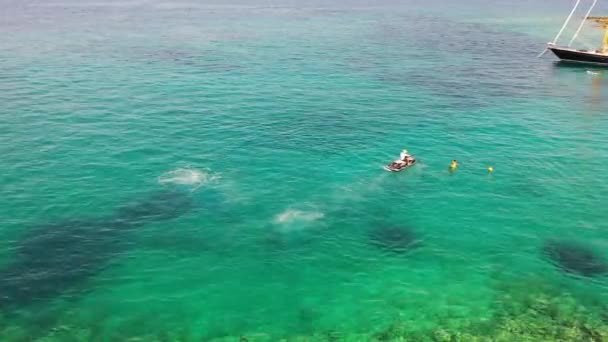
<box><xmin>14</xmin><ymin>287</ymin><xmax>608</xmax><ymax>341</ymax></box>
<box><xmin>0</xmin><ymin>190</ymin><xmax>193</xmax><ymax>308</ymax></box>
<box><xmin>542</xmin><ymin>240</ymin><xmax>608</xmax><ymax>278</ymax></box>
<box><xmin>115</xmin><ymin>190</ymin><xmax>193</xmax><ymax>226</ymax></box>
<box><xmin>368</xmin><ymin>226</ymin><xmax>420</xmax><ymax>254</ymax></box>
<box><xmin>0</xmin><ymin>219</ymin><xmax>121</xmax><ymax>307</ymax></box>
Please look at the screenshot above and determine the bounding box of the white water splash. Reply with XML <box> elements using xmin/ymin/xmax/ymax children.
<box><xmin>275</xmin><ymin>209</ymin><xmax>324</xmax><ymax>224</ymax></box>
<box><xmin>587</xmin><ymin>70</ymin><xmax>600</xmax><ymax>76</ymax></box>
<box><xmin>158</xmin><ymin>167</ymin><xmax>219</xmax><ymax>190</ymax></box>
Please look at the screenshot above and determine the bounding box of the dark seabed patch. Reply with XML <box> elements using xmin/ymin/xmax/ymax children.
<box><xmin>261</xmin><ymin>229</ymin><xmax>320</xmax><ymax>257</ymax></box>
<box><xmin>0</xmin><ymin>219</ymin><xmax>124</xmax><ymax>308</ymax></box>
<box><xmin>115</xmin><ymin>190</ymin><xmax>194</xmax><ymax>226</ymax></box>
<box><xmin>345</xmin><ymin>15</ymin><xmax>551</xmax><ymax>109</ymax></box>
<box><xmin>137</xmin><ymin>48</ymin><xmax>246</xmax><ymax>73</ymax></box>
<box><xmin>542</xmin><ymin>240</ymin><xmax>608</xmax><ymax>278</ymax></box>
<box><xmin>368</xmin><ymin>226</ymin><xmax>421</xmax><ymax>254</ymax></box>
<box><xmin>0</xmin><ymin>190</ymin><xmax>193</xmax><ymax>309</ymax></box>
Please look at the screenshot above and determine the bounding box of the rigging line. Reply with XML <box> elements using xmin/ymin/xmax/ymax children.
<box><xmin>569</xmin><ymin>0</ymin><xmax>598</xmax><ymax>47</ymax></box>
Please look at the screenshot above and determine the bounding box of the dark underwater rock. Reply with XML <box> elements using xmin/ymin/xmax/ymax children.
<box><xmin>0</xmin><ymin>219</ymin><xmax>122</xmax><ymax>307</ymax></box>
<box><xmin>115</xmin><ymin>190</ymin><xmax>193</xmax><ymax>226</ymax></box>
<box><xmin>368</xmin><ymin>226</ymin><xmax>421</xmax><ymax>254</ymax></box>
<box><xmin>0</xmin><ymin>190</ymin><xmax>194</xmax><ymax>308</ymax></box>
<box><xmin>543</xmin><ymin>240</ymin><xmax>608</xmax><ymax>277</ymax></box>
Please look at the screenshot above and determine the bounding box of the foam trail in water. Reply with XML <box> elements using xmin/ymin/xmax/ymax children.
<box><xmin>587</xmin><ymin>70</ymin><xmax>600</xmax><ymax>76</ymax></box>
<box><xmin>275</xmin><ymin>209</ymin><xmax>325</xmax><ymax>224</ymax></box>
<box><xmin>158</xmin><ymin>167</ymin><xmax>220</xmax><ymax>191</ymax></box>
<box><xmin>273</xmin><ymin>208</ymin><xmax>325</xmax><ymax>233</ymax></box>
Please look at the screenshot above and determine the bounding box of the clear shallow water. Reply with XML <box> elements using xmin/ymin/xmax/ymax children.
<box><xmin>2</xmin><ymin>0</ymin><xmax>608</xmax><ymax>340</ymax></box>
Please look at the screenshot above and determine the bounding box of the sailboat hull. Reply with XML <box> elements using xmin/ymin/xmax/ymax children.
<box><xmin>549</xmin><ymin>46</ymin><xmax>608</xmax><ymax>66</ymax></box>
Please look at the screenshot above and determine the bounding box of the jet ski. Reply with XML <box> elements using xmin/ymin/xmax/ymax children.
<box><xmin>384</xmin><ymin>158</ymin><xmax>416</xmax><ymax>172</ymax></box>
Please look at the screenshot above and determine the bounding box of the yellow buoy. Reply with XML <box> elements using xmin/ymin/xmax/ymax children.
<box><xmin>488</xmin><ymin>166</ymin><xmax>494</xmax><ymax>173</ymax></box>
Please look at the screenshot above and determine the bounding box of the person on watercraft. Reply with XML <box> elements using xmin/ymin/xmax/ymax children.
<box><xmin>450</xmin><ymin>160</ymin><xmax>458</xmax><ymax>169</ymax></box>
<box><xmin>392</xmin><ymin>159</ymin><xmax>407</xmax><ymax>167</ymax></box>
<box><xmin>387</xmin><ymin>150</ymin><xmax>414</xmax><ymax>169</ymax></box>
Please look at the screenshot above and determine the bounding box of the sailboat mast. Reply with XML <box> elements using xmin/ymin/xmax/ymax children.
<box><xmin>553</xmin><ymin>0</ymin><xmax>582</xmax><ymax>44</ymax></box>
<box><xmin>543</xmin><ymin>8</ymin><xmax>608</xmax><ymax>64</ymax></box>
<box><xmin>568</xmin><ymin>0</ymin><xmax>598</xmax><ymax>46</ymax></box>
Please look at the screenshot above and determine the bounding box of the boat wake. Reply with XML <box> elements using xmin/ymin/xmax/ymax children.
<box><xmin>587</xmin><ymin>70</ymin><xmax>601</xmax><ymax>76</ymax></box>
<box><xmin>158</xmin><ymin>167</ymin><xmax>220</xmax><ymax>191</ymax></box>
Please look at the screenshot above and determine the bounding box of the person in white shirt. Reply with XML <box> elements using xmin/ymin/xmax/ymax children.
<box><xmin>390</xmin><ymin>150</ymin><xmax>411</xmax><ymax>168</ymax></box>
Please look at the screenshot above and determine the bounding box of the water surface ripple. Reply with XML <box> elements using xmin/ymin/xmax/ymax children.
<box><xmin>2</xmin><ymin>0</ymin><xmax>608</xmax><ymax>340</ymax></box>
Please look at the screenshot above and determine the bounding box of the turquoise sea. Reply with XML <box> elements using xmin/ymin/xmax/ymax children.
<box><xmin>2</xmin><ymin>0</ymin><xmax>608</xmax><ymax>340</ymax></box>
